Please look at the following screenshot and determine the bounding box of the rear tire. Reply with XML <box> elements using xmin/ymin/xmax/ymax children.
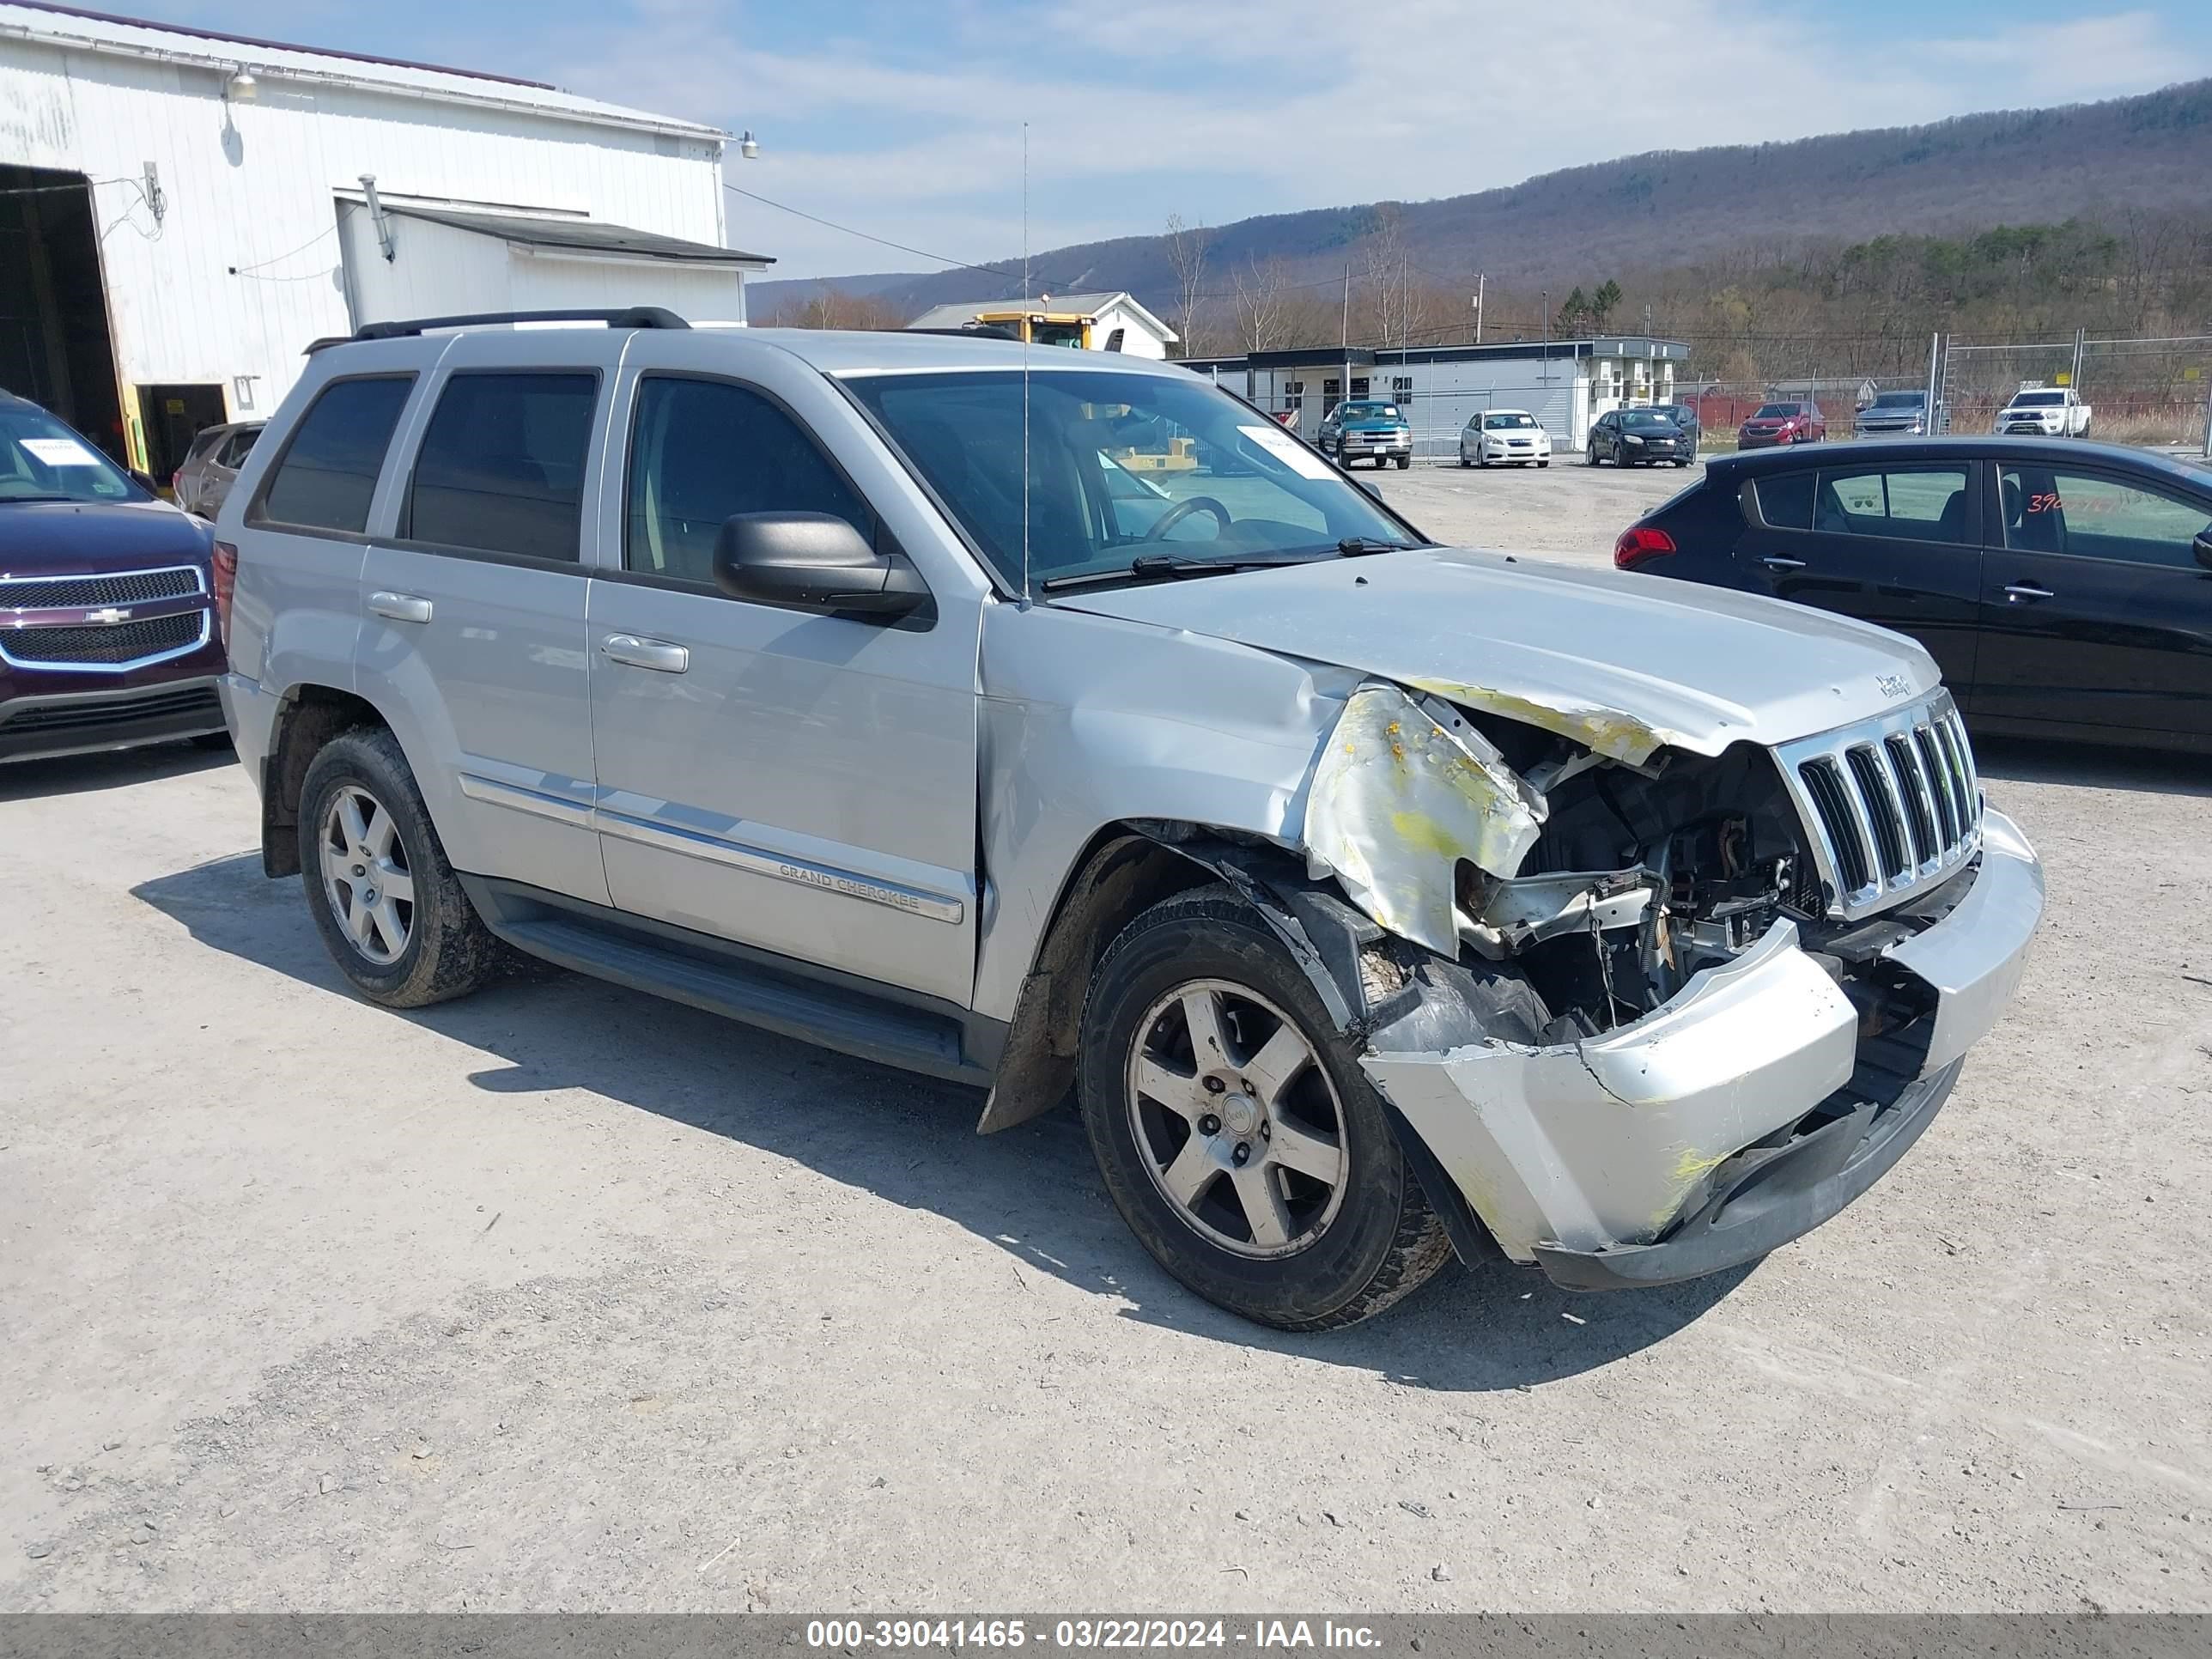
<box><xmin>1078</xmin><ymin>886</ymin><xmax>1454</xmax><ymax>1330</ymax></box>
<box><xmin>297</xmin><ymin>727</ymin><xmax>510</xmax><ymax>1009</ymax></box>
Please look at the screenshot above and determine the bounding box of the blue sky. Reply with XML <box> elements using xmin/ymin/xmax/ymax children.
<box><xmin>120</xmin><ymin>0</ymin><xmax>2212</xmax><ymax>279</ymax></box>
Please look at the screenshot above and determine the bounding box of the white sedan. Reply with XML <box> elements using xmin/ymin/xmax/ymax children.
<box><xmin>1460</xmin><ymin>410</ymin><xmax>1552</xmax><ymax>468</ymax></box>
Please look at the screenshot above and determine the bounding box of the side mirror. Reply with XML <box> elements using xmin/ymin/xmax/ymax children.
<box><xmin>130</xmin><ymin>469</ymin><xmax>162</xmax><ymax>495</ymax></box>
<box><xmin>2195</xmin><ymin>530</ymin><xmax>2212</xmax><ymax>572</ymax></box>
<box><xmin>1356</xmin><ymin>478</ymin><xmax>1384</xmax><ymax>501</ymax></box>
<box><xmin>712</xmin><ymin>513</ymin><xmax>927</xmax><ymax>619</ymax></box>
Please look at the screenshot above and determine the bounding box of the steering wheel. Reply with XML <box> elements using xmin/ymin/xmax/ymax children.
<box><xmin>1144</xmin><ymin>495</ymin><xmax>1231</xmax><ymax>541</ymax></box>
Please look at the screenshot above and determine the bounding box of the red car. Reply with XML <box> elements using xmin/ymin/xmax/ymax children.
<box><xmin>1736</xmin><ymin>400</ymin><xmax>1826</xmax><ymax>449</ymax></box>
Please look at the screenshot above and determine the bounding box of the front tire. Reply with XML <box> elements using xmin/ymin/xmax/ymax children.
<box><xmin>297</xmin><ymin>727</ymin><xmax>509</xmax><ymax>1009</ymax></box>
<box><xmin>1079</xmin><ymin>887</ymin><xmax>1453</xmax><ymax>1330</ymax></box>
<box><xmin>1395</xmin><ymin>455</ymin><xmax>1409</xmax><ymax>470</ymax></box>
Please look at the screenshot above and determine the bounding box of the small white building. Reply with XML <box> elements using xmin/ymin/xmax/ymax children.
<box><xmin>904</xmin><ymin>290</ymin><xmax>1177</xmax><ymax>359</ymax></box>
<box><xmin>1182</xmin><ymin>336</ymin><xmax>1690</xmax><ymax>454</ymax></box>
<box><xmin>0</xmin><ymin>2</ymin><xmax>769</xmax><ymax>477</ymax></box>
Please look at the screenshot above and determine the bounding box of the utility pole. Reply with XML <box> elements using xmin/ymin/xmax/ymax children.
<box><xmin>1473</xmin><ymin>273</ymin><xmax>1485</xmax><ymax>345</ymax></box>
<box><xmin>1341</xmin><ymin>262</ymin><xmax>1351</xmax><ymax>421</ymax></box>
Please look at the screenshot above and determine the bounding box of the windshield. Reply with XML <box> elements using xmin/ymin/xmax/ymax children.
<box><xmin>845</xmin><ymin>368</ymin><xmax>1420</xmax><ymax>592</ymax></box>
<box><xmin>2013</xmin><ymin>391</ymin><xmax>2067</xmax><ymax>407</ymax></box>
<box><xmin>1870</xmin><ymin>392</ymin><xmax>1925</xmax><ymax>409</ymax></box>
<box><xmin>1622</xmin><ymin>410</ymin><xmax>1677</xmax><ymax>428</ymax></box>
<box><xmin>1482</xmin><ymin>413</ymin><xmax>1538</xmax><ymax>430</ymax></box>
<box><xmin>1751</xmin><ymin>404</ymin><xmax>1802</xmax><ymax>420</ymax></box>
<box><xmin>0</xmin><ymin>403</ymin><xmax>144</xmax><ymax>504</ymax></box>
<box><xmin>1338</xmin><ymin>403</ymin><xmax>1401</xmax><ymax>421</ymax></box>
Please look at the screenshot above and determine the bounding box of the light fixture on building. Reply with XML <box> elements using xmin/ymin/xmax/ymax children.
<box><xmin>228</xmin><ymin>66</ymin><xmax>258</xmax><ymax>100</ymax></box>
<box><xmin>738</xmin><ymin>130</ymin><xmax>760</xmax><ymax>160</ymax></box>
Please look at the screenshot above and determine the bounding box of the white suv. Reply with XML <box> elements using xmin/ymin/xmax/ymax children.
<box><xmin>211</xmin><ymin>308</ymin><xmax>2043</xmax><ymax>1329</ymax></box>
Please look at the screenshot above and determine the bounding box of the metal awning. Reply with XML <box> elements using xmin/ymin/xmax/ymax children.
<box><xmin>385</xmin><ymin>205</ymin><xmax>772</xmax><ymax>268</ymax></box>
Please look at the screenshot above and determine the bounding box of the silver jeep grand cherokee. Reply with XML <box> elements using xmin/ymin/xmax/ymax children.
<box><xmin>216</xmin><ymin>308</ymin><xmax>2044</xmax><ymax>1330</ymax></box>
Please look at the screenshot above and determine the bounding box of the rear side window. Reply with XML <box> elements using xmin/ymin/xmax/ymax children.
<box><xmin>624</xmin><ymin>377</ymin><xmax>875</xmax><ymax>586</ymax></box>
<box><xmin>219</xmin><ymin>428</ymin><xmax>260</xmax><ymax>466</ymax></box>
<box><xmin>1814</xmin><ymin>465</ymin><xmax>1971</xmax><ymax>543</ymax></box>
<box><xmin>254</xmin><ymin>377</ymin><xmax>412</xmax><ymax>534</ymax></box>
<box><xmin>1755</xmin><ymin>471</ymin><xmax>1815</xmax><ymax>530</ymax></box>
<box><xmin>406</xmin><ymin>372</ymin><xmax>599</xmax><ymax>561</ymax></box>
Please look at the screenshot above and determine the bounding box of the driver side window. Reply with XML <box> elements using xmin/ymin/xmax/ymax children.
<box><xmin>625</xmin><ymin>376</ymin><xmax>875</xmax><ymax>586</ymax></box>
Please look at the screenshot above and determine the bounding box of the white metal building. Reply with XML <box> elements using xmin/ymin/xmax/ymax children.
<box><xmin>1182</xmin><ymin>337</ymin><xmax>1690</xmax><ymax>454</ymax></box>
<box><xmin>904</xmin><ymin>291</ymin><xmax>1177</xmax><ymax>359</ymax></box>
<box><xmin>0</xmin><ymin>2</ymin><xmax>768</xmax><ymax>477</ymax></box>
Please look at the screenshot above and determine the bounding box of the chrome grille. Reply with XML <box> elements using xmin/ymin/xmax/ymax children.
<box><xmin>0</xmin><ymin>611</ymin><xmax>206</xmax><ymax>667</ymax></box>
<box><xmin>0</xmin><ymin>566</ymin><xmax>203</xmax><ymax>611</ymax></box>
<box><xmin>1776</xmin><ymin>694</ymin><xmax>1981</xmax><ymax>918</ymax></box>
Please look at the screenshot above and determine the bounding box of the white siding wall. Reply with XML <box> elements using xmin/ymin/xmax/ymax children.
<box><xmin>1382</xmin><ymin>354</ymin><xmax>1589</xmax><ymax>454</ymax></box>
<box><xmin>0</xmin><ymin>32</ymin><xmax>731</xmax><ymax>460</ymax></box>
<box><xmin>1092</xmin><ymin>298</ymin><xmax>1170</xmax><ymax>359</ymax></box>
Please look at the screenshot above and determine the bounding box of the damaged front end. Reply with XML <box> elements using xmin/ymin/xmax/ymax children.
<box><xmin>1299</xmin><ymin>680</ymin><xmax>2044</xmax><ymax>1288</ymax></box>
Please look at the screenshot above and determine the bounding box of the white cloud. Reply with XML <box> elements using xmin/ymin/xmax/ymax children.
<box><xmin>515</xmin><ymin>0</ymin><xmax>2210</xmax><ymax>277</ymax></box>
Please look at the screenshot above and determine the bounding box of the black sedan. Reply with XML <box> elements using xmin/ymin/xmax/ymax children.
<box><xmin>1613</xmin><ymin>437</ymin><xmax>2212</xmax><ymax>754</ymax></box>
<box><xmin>1589</xmin><ymin>408</ymin><xmax>1695</xmax><ymax>467</ymax></box>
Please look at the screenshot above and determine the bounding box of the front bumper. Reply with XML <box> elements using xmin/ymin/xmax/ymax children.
<box><xmin>1363</xmin><ymin>808</ymin><xmax>2044</xmax><ymax>1287</ymax></box>
<box><xmin>0</xmin><ymin>675</ymin><xmax>226</xmax><ymax>763</ymax></box>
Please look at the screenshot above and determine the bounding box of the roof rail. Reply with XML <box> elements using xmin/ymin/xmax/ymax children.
<box><xmin>341</xmin><ymin>307</ymin><xmax>691</xmax><ymax>344</ymax></box>
<box><xmin>904</xmin><ymin>324</ymin><xmax>1023</xmax><ymax>343</ymax></box>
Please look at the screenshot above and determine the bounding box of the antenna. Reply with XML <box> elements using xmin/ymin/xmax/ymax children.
<box><xmin>1020</xmin><ymin>119</ymin><xmax>1032</xmax><ymax>601</ymax></box>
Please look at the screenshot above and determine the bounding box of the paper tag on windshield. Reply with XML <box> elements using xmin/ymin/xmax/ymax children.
<box><xmin>21</xmin><ymin>436</ymin><xmax>102</xmax><ymax>467</ymax></box>
<box><xmin>1238</xmin><ymin>423</ymin><xmax>1335</xmax><ymax>481</ymax></box>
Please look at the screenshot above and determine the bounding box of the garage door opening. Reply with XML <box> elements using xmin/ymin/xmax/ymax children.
<box><xmin>0</xmin><ymin>164</ymin><xmax>125</xmax><ymax>464</ymax></box>
<box><xmin>137</xmin><ymin>384</ymin><xmax>228</xmax><ymax>486</ymax></box>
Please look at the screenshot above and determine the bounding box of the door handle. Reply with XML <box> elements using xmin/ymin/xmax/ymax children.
<box><xmin>601</xmin><ymin>634</ymin><xmax>690</xmax><ymax>674</ymax></box>
<box><xmin>368</xmin><ymin>591</ymin><xmax>432</xmax><ymax>624</ymax></box>
<box><xmin>1761</xmin><ymin>556</ymin><xmax>1808</xmax><ymax>572</ymax></box>
<box><xmin>2004</xmin><ymin>582</ymin><xmax>2055</xmax><ymax>604</ymax></box>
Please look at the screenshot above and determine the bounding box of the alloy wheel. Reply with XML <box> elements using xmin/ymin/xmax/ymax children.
<box><xmin>1125</xmin><ymin>979</ymin><xmax>1349</xmax><ymax>1259</ymax></box>
<box><xmin>319</xmin><ymin>784</ymin><xmax>415</xmax><ymax>965</ymax></box>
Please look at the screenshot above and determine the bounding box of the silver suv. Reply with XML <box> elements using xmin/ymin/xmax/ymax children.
<box><xmin>216</xmin><ymin>309</ymin><xmax>2045</xmax><ymax>1329</ymax></box>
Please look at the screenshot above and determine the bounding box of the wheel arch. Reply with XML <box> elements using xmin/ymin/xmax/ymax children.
<box><xmin>975</xmin><ymin>822</ymin><xmax>1401</xmax><ymax>1137</ymax></box>
<box><xmin>258</xmin><ymin>683</ymin><xmax>392</xmax><ymax>877</ymax></box>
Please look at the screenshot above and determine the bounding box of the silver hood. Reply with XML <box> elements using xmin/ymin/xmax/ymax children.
<box><xmin>1047</xmin><ymin>544</ymin><xmax>1941</xmax><ymax>759</ymax></box>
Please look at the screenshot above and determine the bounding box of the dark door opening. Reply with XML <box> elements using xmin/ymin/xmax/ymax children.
<box><xmin>137</xmin><ymin>384</ymin><xmax>230</xmax><ymax>486</ymax></box>
<box><xmin>0</xmin><ymin>163</ymin><xmax>125</xmax><ymax>463</ymax></box>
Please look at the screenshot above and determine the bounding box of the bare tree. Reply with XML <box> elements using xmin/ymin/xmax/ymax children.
<box><xmin>1164</xmin><ymin>213</ymin><xmax>1212</xmax><ymax>357</ymax></box>
<box><xmin>1362</xmin><ymin>205</ymin><xmax>1413</xmax><ymax>349</ymax></box>
<box><xmin>1231</xmin><ymin>254</ymin><xmax>1291</xmax><ymax>352</ymax></box>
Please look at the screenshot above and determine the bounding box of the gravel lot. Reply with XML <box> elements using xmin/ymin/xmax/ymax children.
<box><xmin>4</xmin><ymin>462</ymin><xmax>2210</xmax><ymax>1613</ymax></box>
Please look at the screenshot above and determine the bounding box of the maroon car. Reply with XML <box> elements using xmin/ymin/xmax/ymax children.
<box><xmin>1</xmin><ymin>392</ymin><xmax>231</xmax><ymax>763</ymax></box>
<box><xmin>1736</xmin><ymin>400</ymin><xmax>1826</xmax><ymax>449</ymax></box>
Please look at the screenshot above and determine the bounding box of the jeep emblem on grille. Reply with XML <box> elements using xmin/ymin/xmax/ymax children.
<box><xmin>84</xmin><ymin>606</ymin><xmax>132</xmax><ymax>624</ymax></box>
<box><xmin>1875</xmin><ymin>672</ymin><xmax>1911</xmax><ymax>700</ymax></box>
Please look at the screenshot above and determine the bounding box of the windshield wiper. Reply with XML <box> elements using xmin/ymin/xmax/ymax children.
<box><xmin>1334</xmin><ymin>536</ymin><xmax>1416</xmax><ymax>556</ymax></box>
<box><xmin>1038</xmin><ymin>552</ymin><xmax>1319</xmax><ymax>593</ymax></box>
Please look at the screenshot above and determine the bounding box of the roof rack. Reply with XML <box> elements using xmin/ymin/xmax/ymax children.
<box><xmin>307</xmin><ymin>307</ymin><xmax>691</xmax><ymax>351</ymax></box>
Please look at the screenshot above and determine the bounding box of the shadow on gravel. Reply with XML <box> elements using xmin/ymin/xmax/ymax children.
<box><xmin>1973</xmin><ymin>735</ymin><xmax>2212</xmax><ymax>798</ymax></box>
<box><xmin>0</xmin><ymin>737</ymin><xmax>232</xmax><ymax>802</ymax></box>
<box><xmin>134</xmin><ymin>850</ymin><xmax>1744</xmax><ymax>1392</ymax></box>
